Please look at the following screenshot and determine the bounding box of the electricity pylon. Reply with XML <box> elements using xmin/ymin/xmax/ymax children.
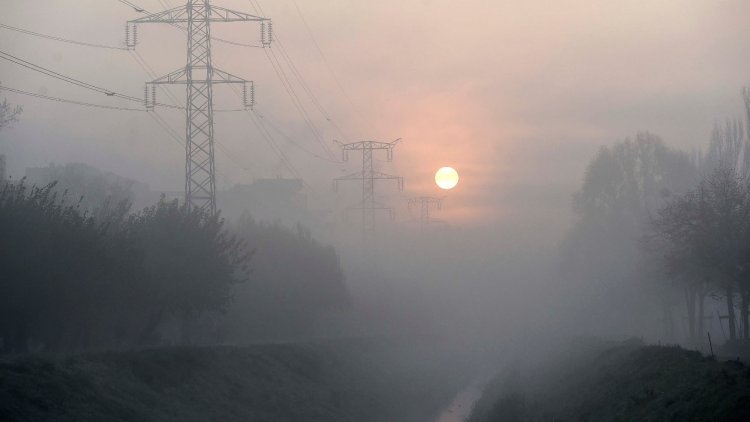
<box><xmin>408</xmin><ymin>196</ymin><xmax>443</xmax><ymax>228</ymax></box>
<box><xmin>126</xmin><ymin>1</ymin><xmax>270</xmax><ymax>214</ymax></box>
<box><xmin>334</xmin><ymin>139</ymin><xmax>404</xmax><ymax>236</ymax></box>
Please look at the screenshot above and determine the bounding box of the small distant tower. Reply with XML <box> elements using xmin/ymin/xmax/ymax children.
<box><xmin>334</xmin><ymin>139</ymin><xmax>404</xmax><ymax>237</ymax></box>
<box><xmin>408</xmin><ymin>196</ymin><xmax>443</xmax><ymax>228</ymax></box>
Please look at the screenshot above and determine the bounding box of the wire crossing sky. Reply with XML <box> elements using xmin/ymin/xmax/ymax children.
<box><xmin>2</xmin><ymin>0</ymin><xmax>749</xmax><ymax>228</ymax></box>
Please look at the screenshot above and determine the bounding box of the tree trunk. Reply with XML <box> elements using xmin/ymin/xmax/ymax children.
<box><xmin>684</xmin><ymin>287</ymin><xmax>696</xmax><ymax>341</ymax></box>
<box><xmin>727</xmin><ymin>286</ymin><xmax>737</xmax><ymax>341</ymax></box>
<box><xmin>742</xmin><ymin>293</ymin><xmax>750</xmax><ymax>340</ymax></box>
<box><xmin>697</xmin><ymin>291</ymin><xmax>706</xmax><ymax>344</ymax></box>
<box><xmin>662</xmin><ymin>299</ymin><xmax>674</xmax><ymax>341</ymax></box>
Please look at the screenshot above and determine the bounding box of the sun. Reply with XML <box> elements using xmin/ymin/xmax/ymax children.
<box><xmin>435</xmin><ymin>167</ymin><xmax>459</xmax><ymax>190</ymax></box>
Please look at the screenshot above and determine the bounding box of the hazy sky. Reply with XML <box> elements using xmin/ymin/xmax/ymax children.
<box><xmin>2</xmin><ymin>0</ymin><xmax>750</xmax><ymax>232</ymax></box>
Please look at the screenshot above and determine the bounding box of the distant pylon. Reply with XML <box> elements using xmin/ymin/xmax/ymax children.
<box><xmin>126</xmin><ymin>1</ymin><xmax>269</xmax><ymax>215</ymax></box>
<box><xmin>408</xmin><ymin>196</ymin><xmax>443</xmax><ymax>228</ymax></box>
<box><xmin>333</xmin><ymin>139</ymin><xmax>404</xmax><ymax>236</ymax></box>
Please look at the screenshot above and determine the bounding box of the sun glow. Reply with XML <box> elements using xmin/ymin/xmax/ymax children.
<box><xmin>435</xmin><ymin>167</ymin><xmax>459</xmax><ymax>190</ymax></box>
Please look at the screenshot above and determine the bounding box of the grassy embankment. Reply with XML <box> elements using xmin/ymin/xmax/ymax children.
<box><xmin>0</xmin><ymin>339</ymin><xmax>470</xmax><ymax>422</ymax></box>
<box><xmin>469</xmin><ymin>339</ymin><xmax>750</xmax><ymax>422</ymax></box>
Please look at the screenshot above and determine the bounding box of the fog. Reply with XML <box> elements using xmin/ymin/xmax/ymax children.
<box><xmin>3</xmin><ymin>0</ymin><xmax>750</xmax><ymax>420</ymax></box>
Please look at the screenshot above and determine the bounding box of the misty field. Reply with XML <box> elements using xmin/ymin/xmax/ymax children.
<box><xmin>0</xmin><ymin>340</ymin><xmax>470</xmax><ymax>422</ymax></box>
<box><xmin>470</xmin><ymin>339</ymin><xmax>750</xmax><ymax>422</ymax></box>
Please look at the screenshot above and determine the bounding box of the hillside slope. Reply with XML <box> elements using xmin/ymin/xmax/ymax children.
<box><xmin>469</xmin><ymin>339</ymin><xmax>750</xmax><ymax>422</ymax></box>
<box><xmin>0</xmin><ymin>340</ymin><xmax>468</xmax><ymax>422</ymax></box>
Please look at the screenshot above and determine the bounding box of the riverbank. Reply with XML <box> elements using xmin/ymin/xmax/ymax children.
<box><xmin>0</xmin><ymin>339</ymin><xmax>470</xmax><ymax>422</ymax></box>
<box><xmin>469</xmin><ymin>339</ymin><xmax>750</xmax><ymax>422</ymax></box>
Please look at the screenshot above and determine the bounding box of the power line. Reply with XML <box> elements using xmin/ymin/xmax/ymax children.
<box><xmin>117</xmin><ymin>0</ymin><xmax>146</xmax><ymax>13</ymax></box>
<box><xmin>271</xmin><ymin>34</ymin><xmax>352</xmax><ymax>143</ymax></box>
<box><xmin>0</xmin><ymin>85</ymin><xmax>222</xmax><ymax>183</ymax></box>
<box><xmin>0</xmin><ymin>49</ymin><xmax>191</xmax><ymax>111</ymax></box>
<box><xmin>289</xmin><ymin>0</ymin><xmax>378</xmax><ymax>135</ymax></box>
<box><xmin>0</xmin><ymin>85</ymin><xmax>252</xmax><ymax>181</ymax></box>
<box><xmin>203</xmin><ymin>35</ymin><xmax>313</xmax><ymax>183</ymax></box>
<box><xmin>245</xmin><ymin>109</ymin><xmax>303</xmax><ymax>180</ymax></box>
<box><xmin>249</xmin><ymin>0</ymin><xmax>354</xmax><ymax>151</ymax></box>
<box><xmin>254</xmin><ymin>108</ymin><xmax>343</xmax><ymax>164</ymax></box>
<box><xmin>148</xmin><ymin>112</ymin><xmax>184</xmax><ymax>147</ymax></box>
<box><xmin>211</xmin><ymin>63</ymin><xmax>310</xmax><ymax>183</ymax></box>
<box><xmin>0</xmin><ymin>20</ymin><xmax>247</xmax><ymax>110</ymax></box>
<box><xmin>1</xmin><ymin>82</ymin><xmax>252</xmax><ymax>179</ymax></box>
<box><xmin>262</xmin><ymin>47</ymin><xmax>337</xmax><ymax>160</ymax></box>
<box><xmin>0</xmin><ymin>84</ymin><xmax>142</xmax><ymax>111</ymax></box>
<box><xmin>246</xmin><ymin>1</ymin><xmax>333</xmax><ymax>157</ymax></box>
<box><xmin>0</xmin><ymin>49</ymin><xmax>183</xmax><ymax>108</ymax></box>
<box><xmin>0</xmin><ymin>23</ymin><xmax>127</xmax><ymax>50</ymax></box>
<box><xmin>0</xmin><ymin>49</ymin><xmax>139</xmax><ymax>101</ymax></box>
<box><xmin>246</xmin><ymin>0</ymin><xmax>342</xmax><ymax>161</ymax></box>
<box><xmin>0</xmin><ymin>21</ymin><xmax>249</xmax><ymax>185</ymax></box>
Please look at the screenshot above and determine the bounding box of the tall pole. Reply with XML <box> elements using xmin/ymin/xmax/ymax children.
<box><xmin>362</xmin><ymin>144</ymin><xmax>375</xmax><ymax>232</ymax></box>
<box><xmin>127</xmin><ymin>1</ymin><xmax>269</xmax><ymax>214</ymax></box>
<box><xmin>185</xmin><ymin>1</ymin><xmax>216</xmax><ymax>213</ymax></box>
<box><xmin>334</xmin><ymin>139</ymin><xmax>403</xmax><ymax>238</ymax></box>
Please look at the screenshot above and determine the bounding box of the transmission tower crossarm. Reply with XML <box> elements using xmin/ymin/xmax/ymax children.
<box><xmin>335</xmin><ymin>171</ymin><xmax>365</xmax><ymax>181</ymax></box>
<box><xmin>129</xmin><ymin>5</ymin><xmax>266</xmax><ymax>24</ymax></box>
<box><xmin>128</xmin><ymin>5</ymin><xmax>187</xmax><ymax>23</ymax></box>
<box><xmin>209</xmin><ymin>6</ymin><xmax>266</xmax><ymax>22</ymax></box>
<box><xmin>148</xmin><ymin>66</ymin><xmax>250</xmax><ymax>85</ymax></box>
<box><xmin>409</xmin><ymin>196</ymin><xmax>443</xmax><ymax>206</ymax></box>
<box><xmin>340</xmin><ymin>140</ymin><xmax>396</xmax><ymax>151</ymax></box>
<box><xmin>339</xmin><ymin>139</ymin><xmax>400</xmax><ymax>161</ymax></box>
<box><xmin>370</xmin><ymin>170</ymin><xmax>401</xmax><ymax>180</ymax></box>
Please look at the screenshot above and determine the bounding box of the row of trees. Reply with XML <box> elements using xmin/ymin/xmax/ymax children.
<box><xmin>0</xmin><ymin>178</ymin><xmax>349</xmax><ymax>353</ymax></box>
<box><xmin>651</xmin><ymin>168</ymin><xmax>750</xmax><ymax>341</ymax></box>
<box><xmin>559</xmin><ymin>132</ymin><xmax>697</xmax><ymax>338</ymax></box>
<box><xmin>650</xmin><ymin>90</ymin><xmax>750</xmax><ymax>343</ymax></box>
<box><xmin>561</xmin><ymin>88</ymin><xmax>750</xmax><ymax>344</ymax></box>
<box><xmin>0</xmin><ymin>182</ymin><xmax>244</xmax><ymax>352</ymax></box>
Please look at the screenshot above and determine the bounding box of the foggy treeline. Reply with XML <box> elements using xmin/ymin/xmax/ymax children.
<box><xmin>8</xmin><ymin>84</ymin><xmax>750</xmax><ymax>358</ymax></box>
<box><xmin>559</xmin><ymin>87</ymin><xmax>750</xmax><ymax>345</ymax></box>
<box><xmin>0</xmin><ymin>173</ymin><xmax>348</xmax><ymax>354</ymax></box>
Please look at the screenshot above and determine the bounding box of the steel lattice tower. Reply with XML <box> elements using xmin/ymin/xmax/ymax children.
<box><xmin>334</xmin><ymin>140</ymin><xmax>404</xmax><ymax>235</ymax></box>
<box><xmin>408</xmin><ymin>196</ymin><xmax>443</xmax><ymax>228</ymax></box>
<box><xmin>126</xmin><ymin>1</ymin><xmax>270</xmax><ymax>214</ymax></box>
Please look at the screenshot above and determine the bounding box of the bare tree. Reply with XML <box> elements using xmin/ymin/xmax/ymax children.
<box><xmin>652</xmin><ymin>168</ymin><xmax>750</xmax><ymax>341</ymax></box>
<box><xmin>0</xmin><ymin>97</ymin><xmax>22</xmax><ymax>131</ymax></box>
<box><xmin>560</xmin><ymin>132</ymin><xmax>697</xmax><ymax>338</ymax></box>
